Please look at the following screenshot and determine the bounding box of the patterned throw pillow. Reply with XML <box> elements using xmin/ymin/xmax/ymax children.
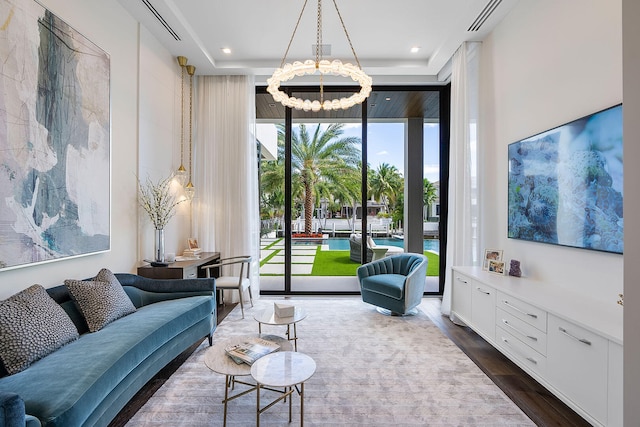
<box><xmin>65</xmin><ymin>269</ymin><xmax>136</xmax><ymax>332</ymax></box>
<box><xmin>0</xmin><ymin>284</ymin><xmax>79</xmax><ymax>375</ymax></box>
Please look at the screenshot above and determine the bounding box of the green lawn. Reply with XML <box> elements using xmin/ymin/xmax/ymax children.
<box><xmin>310</xmin><ymin>248</ymin><xmax>440</xmax><ymax>276</ymax></box>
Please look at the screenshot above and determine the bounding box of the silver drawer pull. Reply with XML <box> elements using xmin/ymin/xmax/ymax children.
<box><xmin>501</xmin><ymin>337</ymin><xmax>538</xmax><ymax>365</ymax></box>
<box><xmin>475</xmin><ymin>287</ymin><xmax>491</xmax><ymax>295</ymax></box>
<box><xmin>456</xmin><ymin>276</ymin><xmax>468</xmax><ymax>284</ymax></box>
<box><xmin>502</xmin><ymin>299</ymin><xmax>538</xmax><ymax>319</ymax></box>
<box><xmin>558</xmin><ymin>327</ymin><xmax>592</xmax><ymax>346</ymax></box>
<box><xmin>502</xmin><ymin>319</ymin><xmax>538</xmax><ymax>341</ymax></box>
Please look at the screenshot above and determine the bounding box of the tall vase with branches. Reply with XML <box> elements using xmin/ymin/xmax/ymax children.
<box><xmin>137</xmin><ymin>174</ymin><xmax>185</xmax><ymax>261</ymax></box>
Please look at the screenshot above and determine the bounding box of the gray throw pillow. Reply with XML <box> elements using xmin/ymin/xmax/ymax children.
<box><xmin>0</xmin><ymin>284</ymin><xmax>79</xmax><ymax>375</ymax></box>
<box><xmin>65</xmin><ymin>269</ymin><xmax>136</xmax><ymax>332</ymax></box>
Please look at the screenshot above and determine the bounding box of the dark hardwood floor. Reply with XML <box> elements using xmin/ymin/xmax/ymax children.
<box><xmin>110</xmin><ymin>298</ymin><xmax>589</xmax><ymax>427</ymax></box>
<box><xmin>419</xmin><ymin>298</ymin><xmax>590</xmax><ymax>427</ymax></box>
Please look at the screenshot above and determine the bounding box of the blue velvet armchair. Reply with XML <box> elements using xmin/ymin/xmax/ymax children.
<box><xmin>357</xmin><ymin>253</ymin><xmax>428</xmax><ymax>315</ymax></box>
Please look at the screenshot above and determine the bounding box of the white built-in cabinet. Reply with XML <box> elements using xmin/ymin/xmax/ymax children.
<box><xmin>451</xmin><ymin>266</ymin><xmax>623</xmax><ymax>427</ymax></box>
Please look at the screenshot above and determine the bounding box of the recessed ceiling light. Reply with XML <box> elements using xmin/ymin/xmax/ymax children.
<box><xmin>410</xmin><ymin>46</ymin><xmax>420</xmax><ymax>53</ymax></box>
<box><xmin>221</xmin><ymin>47</ymin><xmax>232</xmax><ymax>54</ymax></box>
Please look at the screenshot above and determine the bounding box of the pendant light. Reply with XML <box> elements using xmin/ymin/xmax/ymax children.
<box><xmin>184</xmin><ymin>64</ymin><xmax>196</xmax><ymax>200</ymax></box>
<box><xmin>175</xmin><ymin>56</ymin><xmax>188</xmax><ymax>186</ymax></box>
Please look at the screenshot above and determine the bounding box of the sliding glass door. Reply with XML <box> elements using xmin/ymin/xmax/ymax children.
<box><xmin>257</xmin><ymin>85</ymin><xmax>448</xmax><ymax>295</ymax></box>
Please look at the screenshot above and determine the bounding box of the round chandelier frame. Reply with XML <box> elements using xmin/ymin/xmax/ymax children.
<box><xmin>267</xmin><ymin>0</ymin><xmax>372</xmax><ymax>112</ymax></box>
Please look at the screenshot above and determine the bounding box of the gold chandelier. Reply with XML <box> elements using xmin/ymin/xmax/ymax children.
<box><xmin>267</xmin><ymin>0</ymin><xmax>372</xmax><ymax>112</ymax></box>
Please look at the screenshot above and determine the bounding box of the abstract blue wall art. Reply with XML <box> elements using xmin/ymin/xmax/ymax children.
<box><xmin>0</xmin><ymin>0</ymin><xmax>110</xmax><ymax>270</ymax></box>
<box><xmin>508</xmin><ymin>104</ymin><xmax>623</xmax><ymax>254</ymax></box>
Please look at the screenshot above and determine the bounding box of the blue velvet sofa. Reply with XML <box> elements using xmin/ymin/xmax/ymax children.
<box><xmin>0</xmin><ymin>273</ymin><xmax>216</xmax><ymax>427</ymax></box>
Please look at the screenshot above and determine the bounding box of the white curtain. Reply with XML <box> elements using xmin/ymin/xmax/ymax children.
<box><xmin>193</xmin><ymin>75</ymin><xmax>260</xmax><ymax>300</ymax></box>
<box><xmin>441</xmin><ymin>42</ymin><xmax>481</xmax><ymax>319</ymax></box>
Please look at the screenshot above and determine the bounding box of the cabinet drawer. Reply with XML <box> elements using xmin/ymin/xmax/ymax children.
<box><xmin>496</xmin><ymin>308</ymin><xmax>547</xmax><ymax>356</ymax></box>
<box><xmin>182</xmin><ymin>266</ymin><xmax>198</xmax><ymax>279</ymax></box>
<box><xmin>547</xmin><ymin>314</ymin><xmax>608</xmax><ymax>425</ymax></box>
<box><xmin>496</xmin><ymin>326</ymin><xmax>547</xmax><ymax>376</ymax></box>
<box><xmin>471</xmin><ymin>283</ymin><xmax>496</xmax><ymax>342</ymax></box>
<box><xmin>451</xmin><ymin>272</ymin><xmax>472</xmax><ymax>324</ymax></box>
<box><xmin>497</xmin><ymin>291</ymin><xmax>547</xmax><ymax>332</ymax></box>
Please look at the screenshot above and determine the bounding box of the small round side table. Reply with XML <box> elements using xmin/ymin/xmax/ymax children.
<box><xmin>204</xmin><ymin>335</ymin><xmax>292</xmax><ymax>427</ymax></box>
<box><xmin>250</xmin><ymin>351</ymin><xmax>316</xmax><ymax>427</ymax></box>
<box><xmin>254</xmin><ymin>306</ymin><xmax>307</xmax><ymax>351</ymax></box>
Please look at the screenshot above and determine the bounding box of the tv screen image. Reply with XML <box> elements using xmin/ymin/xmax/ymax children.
<box><xmin>508</xmin><ymin>104</ymin><xmax>623</xmax><ymax>254</ymax></box>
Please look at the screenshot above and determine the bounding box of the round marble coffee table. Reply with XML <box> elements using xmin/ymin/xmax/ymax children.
<box><xmin>204</xmin><ymin>335</ymin><xmax>292</xmax><ymax>427</ymax></box>
<box><xmin>254</xmin><ymin>306</ymin><xmax>307</xmax><ymax>351</ymax></box>
<box><xmin>250</xmin><ymin>351</ymin><xmax>316</xmax><ymax>427</ymax></box>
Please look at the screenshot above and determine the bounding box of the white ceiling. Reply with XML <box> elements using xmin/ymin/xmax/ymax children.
<box><xmin>119</xmin><ymin>0</ymin><xmax>518</xmax><ymax>85</ymax></box>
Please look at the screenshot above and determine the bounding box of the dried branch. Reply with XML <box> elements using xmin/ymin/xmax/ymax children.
<box><xmin>137</xmin><ymin>174</ymin><xmax>185</xmax><ymax>229</ymax></box>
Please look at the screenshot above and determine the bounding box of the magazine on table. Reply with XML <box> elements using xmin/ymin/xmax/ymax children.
<box><xmin>225</xmin><ymin>337</ymin><xmax>281</xmax><ymax>365</ymax></box>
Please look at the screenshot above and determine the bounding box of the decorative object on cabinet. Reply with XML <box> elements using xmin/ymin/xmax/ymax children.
<box><xmin>482</xmin><ymin>249</ymin><xmax>503</xmax><ymax>270</ymax></box>
<box><xmin>188</xmin><ymin>238</ymin><xmax>200</xmax><ymax>250</ymax></box>
<box><xmin>509</xmin><ymin>259</ymin><xmax>522</xmax><ymax>277</ymax></box>
<box><xmin>184</xmin><ymin>64</ymin><xmax>196</xmax><ymax>200</ymax></box>
<box><xmin>508</xmin><ymin>104</ymin><xmax>623</xmax><ymax>254</ymax></box>
<box><xmin>137</xmin><ymin>174</ymin><xmax>186</xmax><ymax>262</ymax></box>
<box><xmin>184</xmin><ymin>237</ymin><xmax>202</xmax><ymax>257</ymax></box>
<box><xmin>488</xmin><ymin>260</ymin><xmax>506</xmax><ymax>275</ymax></box>
<box><xmin>0</xmin><ymin>0</ymin><xmax>110</xmax><ymax>271</ymax></box>
<box><xmin>175</xmin><ymin>56</ymin><xmax>188</xmax><ymax>186</ymax></box>
<box><xmin>267</xmin><ymin>0</ymin><xmax>372</xmax><ymax>111</ymax></box>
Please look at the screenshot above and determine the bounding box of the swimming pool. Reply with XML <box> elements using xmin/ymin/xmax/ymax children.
<box><xmin>313</xmin><ymin>238</ymin><xmax>439</xmax><ymax>253</ymax></box>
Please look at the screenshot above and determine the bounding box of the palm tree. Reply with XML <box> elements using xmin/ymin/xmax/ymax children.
<box><xmin>272</xmin><ymin>123</ymin><xmax>361</xmax><ymax>234</ymax></box>
<box><xmin>423</xmin><ymin>178</ymin><xmax>438</xmax><ymax>219</ymax></box>
<box><xmin>369</xmin><ymin>163</ymin><xmax>403</xmax><ymax>213</ymax></box>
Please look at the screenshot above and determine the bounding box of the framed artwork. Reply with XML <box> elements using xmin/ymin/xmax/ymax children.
<box><xmin>488</xmin><ymin>260</ymin><xmax>506</xmax><ymax>275</ymax></box>
<box><xmin>0</xmin><ymin>1</ymin><xmax>110</xmax><ymax>270</ymax></box>
<box><xmin>188</xmin><ymin>238</ymin><xmax>200</xmax><ymax>250</ymax></box>
<box><xmin>483</xmin><ymin>249</ymin><xmax>503</xmax><ymax>271</ymax></box>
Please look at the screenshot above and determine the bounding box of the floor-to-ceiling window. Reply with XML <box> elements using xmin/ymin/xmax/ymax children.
<box><xmin>257</xmin><ymin>85</ymin><xmax>449</xmax><ymax>295</ymax></box>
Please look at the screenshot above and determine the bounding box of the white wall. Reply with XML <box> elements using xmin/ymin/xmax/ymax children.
<box><xmin>480</xmin><ymin>0</ymin><xmax>623</xmax><ymax>306</ymax></box>
<box><xmin>0</xmin><ymin>0</ymin><xmax>140</xmax><ymax>300</ymax></box>
<box><xmin>137</xmin><ymin>26</ymin><xmax>192</xmax><ymax>260</ymax></box>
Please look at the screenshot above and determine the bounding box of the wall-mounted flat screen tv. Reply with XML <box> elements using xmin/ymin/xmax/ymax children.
<box><xmin>508</xmin><ymin>104</ymin><xmax>623</xmax><ymax>254</ymax></box>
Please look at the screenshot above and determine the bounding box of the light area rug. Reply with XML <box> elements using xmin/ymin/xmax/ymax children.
<box><xmin>126</xmin><ymin>298</ymin><xmax>534</xmax><ymax>426</ymax></box>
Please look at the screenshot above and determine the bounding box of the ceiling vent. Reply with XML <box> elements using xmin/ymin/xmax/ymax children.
<box><xmin>467</xmin><ymin>0</ymin><xmax>503</xmax><ymax>32</ymax></box>
<box><xmin>311</xmin><ymin>44</ymin><xmax>331</xmax><ymax>56</ymax></box>
<box><xmin>141</xmin><ymin>0</ymin><xmax>181</xmax><ymax>41</ymax></box>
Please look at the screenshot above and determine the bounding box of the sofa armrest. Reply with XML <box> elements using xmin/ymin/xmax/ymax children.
<box><xmin>0</xmin><ymin>392</ymin><xmax>26</xmax><ymax>427</ymax></box>
<box><xmin>115</xmin><ymin>274</ymin><xmax>216</xmax><ymax>308</ymax></box>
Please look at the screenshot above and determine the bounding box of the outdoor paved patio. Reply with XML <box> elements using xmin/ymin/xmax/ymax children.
<box><xmin>259</xmin><ymin>237</ymin><xmax>440</xmax><ymax>293</ymax></box>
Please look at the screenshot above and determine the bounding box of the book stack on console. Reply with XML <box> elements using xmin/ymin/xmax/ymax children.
<box><xmin>183</xmin><ymin>247</ymin><xmax>202</xmax><ymax>257</ymax></box>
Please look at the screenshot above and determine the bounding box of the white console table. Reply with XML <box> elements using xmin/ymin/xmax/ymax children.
<box><xmin>451</xmin><ymin>266</ymin><xmax>623</xmax><ymax>427</ymax></box>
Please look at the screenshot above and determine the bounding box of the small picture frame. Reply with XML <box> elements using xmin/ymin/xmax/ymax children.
<box><xmin>483</xmin><ymin>249</ymin><xmax>503</xmax><ymax>270</ymax></box>
<box><xmin>188</xmin><ymin>238</ymin><xmax>200</xmax><ymax>250</ymax></box>
<box><xmin>488</xmin><ymin>259</ymin><xmax>506</xmax><ymax>275</ymax></box>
